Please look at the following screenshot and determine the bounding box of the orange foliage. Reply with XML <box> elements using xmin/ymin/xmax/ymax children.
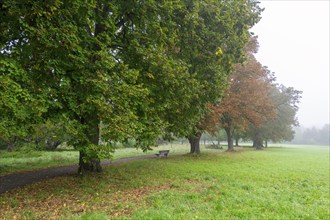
<box><xmin>205</xmin><ymin>56</ymin><xmax>277</xmax><ymax>134</ymax></box>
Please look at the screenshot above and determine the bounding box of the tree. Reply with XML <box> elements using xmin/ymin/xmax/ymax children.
<box><xmin>215</xmin><ymin>60</ymin><xmax>276</xmax><ymax>151</ymax></box>
<box><xmin>207</xmin><ymin>37</ymin><xmax>276</xmax><ymax>151</ymax></box>
<box><xmin>1</xmin><ymin>0</ymin><xmax>185</xmax><ymax>172</ymax></box>
<box><xmin>168</xmin><ymin>0</ymin><xmax>264</xmax><ymax>154</ymax></box>
<box><xmin>246</xmin><ymin>85</ymin><xmax>302</xmax><ymax>148</ymax></box>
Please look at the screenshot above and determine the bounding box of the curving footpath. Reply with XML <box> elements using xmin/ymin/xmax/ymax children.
<box><xmin>0</xmin><ymin>154</ymin><xmax>157</xmax><ymax>194</ymax></box>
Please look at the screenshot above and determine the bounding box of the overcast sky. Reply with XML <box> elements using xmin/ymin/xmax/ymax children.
<box><xmin>250</xmin><ymin>0</ymin><xmax>329</xmax><ymax>128</ymax></box>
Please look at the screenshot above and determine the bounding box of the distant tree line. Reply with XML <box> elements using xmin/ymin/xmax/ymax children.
<box><xmin>291</xmin><ymin>125</ymin><xmax>329</xmax><ymax>146</ymax></box>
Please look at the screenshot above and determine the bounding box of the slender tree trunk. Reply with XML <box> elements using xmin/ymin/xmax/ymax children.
<box><xmin>225</xmin><ymin>127</ymin><xmax>234</xmax><ymax>151</ymax></box>
<box><xmin>78</xmin><ymin>122</ymin><xmax>102</xmax><ymax>174</ymax></box>
<box><xmin>235</xmin><ymin>137</ymin><xmax>239</xmax><ymax>147</ymax></box>
<box><xmin>188</xmin><ymin>132</ymin><xmax>202</xmax><ymax>154</ymax></box>
<box><xmin>6</xmin><ymin>138</ymin><xmax>17</xmax><ymax>152</ymax></box>
<box><xmin>265</xmin><ymin>140</ymin><xmax>268</xmax><ymax>148</ymax></box>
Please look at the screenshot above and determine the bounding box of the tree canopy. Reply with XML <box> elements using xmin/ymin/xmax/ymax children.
<box><xmin>246</xmin><ymin>84</ymin><xmax>302</xmax><ymax>148</ymax></box>
<box><xmin>1</xmin><ymin>0</ymin><xmax>263</xmax><ymax>171</ymax></box>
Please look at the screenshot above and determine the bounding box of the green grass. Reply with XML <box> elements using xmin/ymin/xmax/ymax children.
<box><xmin>0</xmin><ymin>150</ymin><xmax>79</xmax><ymax>176</ymax></box>
<box><xmin>0</xmin><ymin>145</ymin><xmax>329</xmax><ymax>219</ymax></box>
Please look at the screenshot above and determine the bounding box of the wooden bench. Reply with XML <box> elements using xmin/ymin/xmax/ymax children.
<box><xmin>155</xmin><ymin>150</ymin><xmax>169</xmax><ymax>157</ymax></box>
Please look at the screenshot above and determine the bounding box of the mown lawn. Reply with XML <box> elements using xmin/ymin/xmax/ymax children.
<box><xmin>0</xmin><ymin>145</ymin><xmax>329</xmax><ymax>219</ymax></box>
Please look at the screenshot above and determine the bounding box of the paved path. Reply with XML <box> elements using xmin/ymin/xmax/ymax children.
<box><xmin>0</xmin><ymin>155</ymin><xmax>157</xmax><ymax>194</ymax></box>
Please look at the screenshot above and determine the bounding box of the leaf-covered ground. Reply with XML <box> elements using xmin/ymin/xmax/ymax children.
<box><xmin>0</xmin><ymin>145</ymin><xmax>329</xmax><ymax>219</ymax></box>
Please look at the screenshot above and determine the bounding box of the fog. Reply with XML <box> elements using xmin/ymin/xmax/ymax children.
<box><xmin>250</xmin><ymin>1</ymin><xmax>329</xmax><ymax>128</ymax></box>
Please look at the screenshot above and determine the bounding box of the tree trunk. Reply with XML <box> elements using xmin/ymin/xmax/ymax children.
<box><xmin>225</xmin><ymin>127</ymin><xmax>234</xmax><ymax>151</ymax></box>
<box><xmin>78</xmin><ymin>150</ymin><xmax>102</xmax><ymax>173</ymax></box>
<box><xmin>235</xmin><ymin>137</ymin><xmax>239</xmax><ymax>147</ymax></box>
<box><xmin>78</xmin><ymin>122</ymin><xmax>102</xmax><ymax>174</ymax></box>
<box><xmin>188</xmin><ymin>132</ymin><xmax>202</xmax><ymax>154</ymax></box>
<box><xmin>265</xmin><ymin>140</ymin><xmax>268</xmax><ymax>148</ymax></box>
<box><xmin>253</xmin><ymin>137</ymin><xmax>264</xmax><ymax>150</ymax></box>
<box><xmin>253</xmin><ymin>130</ymin><xmax>264</xmax><ymax>150</ymax></box>
<box><xmin>77</xmin><ymin>0</ymin><xmax>108</xmax><ymax>174</ymax></box>
<box><xmin>253</xmin><ymin>139</ymin><xmax>264</xmax><ymax>150</ymax></box>
<box><xmin>6</xmin><ymin>138</ymin><xmax>17</xmax><ymax>152</ymax></box>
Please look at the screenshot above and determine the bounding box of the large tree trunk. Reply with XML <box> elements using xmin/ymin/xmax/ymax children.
<box><xmin>77</xmin><ymin>0</ymin><xmax>108</xmax><ymax>175</ymax></box>
<box><xmin>253</xmin><ymin>130</ymin><xmax>264</xmax><ymax>150</ymax></box>
<box><xmin>225</xmin><ymin>127</ymin><xmax>234</xmax><ymax>151</ymax></box>
<box><xmin>253</xmin><ymin>139</ymin><xmax>264</xmax><ymax>150</ymax></box>
<box><xmin>188</xmin><ymin>132</ymin><xmax>202</xmax><ymax>154</ymax></box>
<box><xmin>78</xmin><ymin>150</ymin><xmax>102</xmax><ymax>173</ymax></box>
<box><xmin>78</xmin><ymin>122</ymin><xmax>102</xmax><ymax>174</ymax></box>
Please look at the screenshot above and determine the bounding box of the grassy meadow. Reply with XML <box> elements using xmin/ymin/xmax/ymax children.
<box><xmin>0</xmin><ymin>144</ymin><xmax>329</xmax><ymax>219</ymax></box>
